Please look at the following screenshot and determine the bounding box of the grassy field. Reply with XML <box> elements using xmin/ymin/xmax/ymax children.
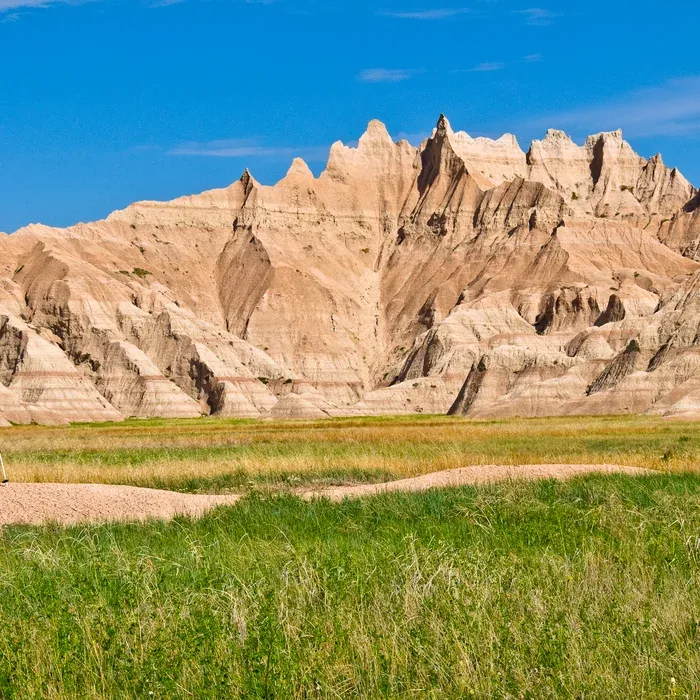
<box><xmin>4</xmin><ymin>415</ymin><xmax>700</xmax><ymax>697</ymax></box>
<box><xmin>0</xmin><ymin>414</ymin><xmax>699</xmax><ymax>492</ymax></box>
<box><xmin>2</xmin><ymin>473</ymin><xmax>700</xmax><ymax>698</ymax></box>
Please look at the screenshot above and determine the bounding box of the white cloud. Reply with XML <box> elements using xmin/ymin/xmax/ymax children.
<box><xmin>167</xmin><ymin>138</ymin><xmax>329</xmax><ymax>160</ymax></box>
<box><xmin>469</xmin><ymin>61</ymin><xmax>505</xmax><ymax>72</ymax></box>
<box><xmin>452</xmin><ymin>61</ymin><xmax>506</xmax><ymax>74</ymax></box>
<box><xmin>529</xmin><ymin>77</ymin><xmax>700</xmax><ymax>139</ymax></box>
<box><xmin>0</xmin><ymin>0</ymin><xmax>277</xmax><ymax>11</ymax></box>
<box><xmin>358</xmin><ymin>68</ymin><xmax>417</xmax><ymax>83</ymax></box>
<box><xmin>0</xmin><ymin>0</ymin><xmax>50</xmax><ymax>9</ymax></box>
<box><xmin>379</xmin><ymin>8</ymin><xmax>473</xmax><ymax>19</ymax></box>
<box><xmin>514</xmin><ymin>8</ymin><xmax>559</xmax><ymax>26</ymax></box>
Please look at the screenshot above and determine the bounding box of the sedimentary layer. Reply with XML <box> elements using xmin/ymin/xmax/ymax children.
<box><xmin>1</xmin><ymin>115</ymin><xmax>699</xmax><ymax>423</ymax></box>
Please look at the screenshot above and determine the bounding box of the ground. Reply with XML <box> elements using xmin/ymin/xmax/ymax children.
<box><xmin>1</xmin><ymin>415</ymin><xmax>700</xmax><ymax>698</ymax></box>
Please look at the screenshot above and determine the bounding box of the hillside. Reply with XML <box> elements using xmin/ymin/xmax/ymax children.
<box><xmin>2</xmin><ymin>115</ymin><xmax>700</xmax><ymax>424</ymax></box>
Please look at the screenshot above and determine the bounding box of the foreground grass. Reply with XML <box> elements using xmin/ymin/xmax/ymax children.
<box><xmin>1</xmin><ymin>414</ymin><xmax>699</xmax><ymax>492</ymax></box>
<box><xmin>2</xmin><ymin>474</ymin><xmax>700</xmax><ymax>698</ymax></box>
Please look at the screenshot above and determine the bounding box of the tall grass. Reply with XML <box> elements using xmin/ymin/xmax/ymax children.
<box><xmin>0</xmin><ymin>415</ymin><xmax>699</xmax><ymax>492</ymax></box>
<box><xmin>2</xmin><ymin>474</ymin><xmax>700</xmax><ymax>697</ymax></box>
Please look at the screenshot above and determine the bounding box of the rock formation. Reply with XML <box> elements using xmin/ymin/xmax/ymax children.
<box><xmin>1</xmin><ymin>115</ymin><xmax>700</xmax><ymax>423</ymax></box>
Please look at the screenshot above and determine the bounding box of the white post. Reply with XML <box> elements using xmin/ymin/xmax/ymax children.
<box><xmin>0</xmin><ymin>453</ymin><xmax>7</xmax><ymax>484</ymax></box>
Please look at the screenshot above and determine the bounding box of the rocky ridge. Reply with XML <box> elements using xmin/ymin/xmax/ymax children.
<box><xmin>1</xmin><ymin>115</ymin><xmax>700</xmax><ymax>424</ymax></box>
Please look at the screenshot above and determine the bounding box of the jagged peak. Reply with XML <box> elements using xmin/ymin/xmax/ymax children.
<box><xmin>669</xmin><ymin>168</ymin><xmax>695</xmax><ymax>195</ymax></box>
<box><xmin>359</xmin><ymin>119</ymin><xmax>393</xmax><ymax>145</ymax></box>
<box><xmin>240</xmin><ymin>168</ymin><xmax>259</xmax><ymax>193</ymax></box>
<box><xmin>328</xmin><ymin>140</ymin><xmax>346</xmax><ymax>155</ymax></box>
<box><xmin>452</xmin><ymin>129</ymin><xmax>473</xmax><ymax>142</ymax></box>
<box><xmin>7</xmin><ymin>116</ymin><xmax>697</xmax><ymax>244</ymax></box>
<box><xmin>417</xmin><ymin>122</ymin><xmax>497</xmax><ymax>193</ymax></box>
<box><xmin>435</xmin><ymin>114</ymin><xmax>454</xmax><ymax>137</ymax></box>
<box><xmin>584</xmin><ymin>129</ymin><xmax>626</xmax><ymax>148</ymax></box>
<box><xmin>425</xmin><ymin>115</ymin><xmax>460</xmax><ymax>155</ymax></box>
<box><xmin>424</xmin><ymin>118</ymin><xmax>459</xmax><ymax>156</ymax></box>
<box><xmin>285</xmin><ymin>157</ymin><xmax>315</xmax><ymax>179</ymax></box>
<box><xmin>526</xmin><ymin>131</ymin><xmax>582</xmax><ymax>166</ymax></box>
<box><xmin>323</xmin><ymin>121</ymin><xmax>397</xmax><ymax>173</ymax></box>
<box><xmin>469</xmin><ymin>132</ymin><xmax>523</xmax><ymax>150</ymax></box>
<box><xmin>533</xmin><ymin>128</ymin><xmax>631</xmax><ymax>154</ymax></box>
<box><xmin>496</xmin><ymin>133</ymin><xmax>521</xmax><ymax>147</ymax></box>
<box><xmin>531</xmin><ymin>128</ymin><xmax>686</xmax><ymax>182</ymax></box>
<box><xmin>545</xmin><ymin>128</ymin><xmax>572</xmax><ymax>140</ymax></box>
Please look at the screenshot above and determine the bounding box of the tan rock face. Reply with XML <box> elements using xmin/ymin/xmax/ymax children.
<box><xmin>1</xmin><ymin>115</ymin><xmax>699</xmax><ymax>424</ymax></box>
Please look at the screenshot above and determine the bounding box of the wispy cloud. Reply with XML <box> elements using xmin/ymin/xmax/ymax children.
<box><xmin>451</xmin><ymin>61</ymin><xmax>506</xmax><ymax>74</ymax></box>
<box><xmin>0</xmin><ymin>0</ymin><xmax>277</xmax><ymax>12</ymax></box>
<box><xmin>147</xmin><ymin>0</ymin><xmax>184</xmax><ymax>7</ymax></box>
<box><xmin>358</xmin><ymin>68</ymin><xmax>418</xmax><ymax>83</ymax></box>
<box><xmin>168</xmin><ymin>138</ymin><xmax>329</xmax><ymax>160</ymax></box>
<box><xmin>529</xmin><ymin>77</ymin><xmax>700</xmax><ymax>139</ymax></box>
<box><xmin>362</xmin><ymin>57</ymin><xmax>542</xmax><ymax>82</ymax></box>
<box><xmin>0</xmin><ymin>0</ymin><xmax>53</xmax><ymax>9</ymax></box>
<box><xmin>469</xmin><ymin>61</ymin><xmax>505</xmax><ymax>72</ymax></box>
<box><xmin>514</xmin><ymin>8</ymin><xmax>559</xmax><ymax>25</ymax></box>
<box><xmin>378</xmin><ymin>8</ymin><xmax>473</xmax><ymax>19</ymax></box>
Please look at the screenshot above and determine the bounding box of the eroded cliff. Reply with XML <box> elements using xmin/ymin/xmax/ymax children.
<box><xmin>1</xmin><ymin>115</ymin><xmax>699</xmax><ymax>423</ymax></box>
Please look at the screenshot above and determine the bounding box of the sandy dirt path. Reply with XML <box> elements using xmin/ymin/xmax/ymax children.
<box><xmin>0</xmin><ymin>464</ymin><xmax>650</xmax><ymax>526</ymax></box>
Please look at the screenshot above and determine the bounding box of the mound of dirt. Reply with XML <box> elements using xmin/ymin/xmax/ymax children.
<box><xmin>0</xmin><ymin>483</ymin><xmax>240</xmax><ymax>526</ymax></box>
<box><xmin>302</xmin><ymin>463</ymin><xmax>649</xmax><ymax>501</ymax></box>
<box><xmin>0</xmin><ymin>464</ymin><xmax>650</xmax><ymax>526</ymax></box>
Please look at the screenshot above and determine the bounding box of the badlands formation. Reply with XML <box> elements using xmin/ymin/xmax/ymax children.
<box><xmin>2</xmin><ymin>115</ymin><xmax>700</xmax><ymax>424</ymax></box>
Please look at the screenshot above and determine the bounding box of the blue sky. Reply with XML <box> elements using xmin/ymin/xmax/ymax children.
<box><xmin>1</xmin><ymin>0</ymin><xmax>699</xmax><ymax>232</ymax></box>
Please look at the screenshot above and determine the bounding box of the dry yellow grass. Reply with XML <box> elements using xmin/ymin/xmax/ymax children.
<box><xmin>0</xmin><ymin>414</ymin><xmax>698</xmax><ymax>492</ymax></box>
<box><xmin>0</xmin><ymin>416</ymin><xmax>700</xmax><ymax>491</ymax></box>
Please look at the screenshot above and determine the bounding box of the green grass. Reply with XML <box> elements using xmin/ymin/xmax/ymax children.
<box><xmin>2</xmin><ymin>414</ymin><xmax>700</xmax><ymax>492</ymax></box>
<box><xmin>3</xmin><ymin>473</ymin><xmax>700</xmax><ymax>697</ymax></box>
<box><xmin>147</xmin><ymin>467</ymin><xmax>396</xmax><ymax>495</ymax></box>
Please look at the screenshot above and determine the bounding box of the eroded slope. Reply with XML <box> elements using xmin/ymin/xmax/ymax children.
<box><xmin>1</xmin><ymin>115</ymin><xmax>699</xmax><ymax>422</ymax></box>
